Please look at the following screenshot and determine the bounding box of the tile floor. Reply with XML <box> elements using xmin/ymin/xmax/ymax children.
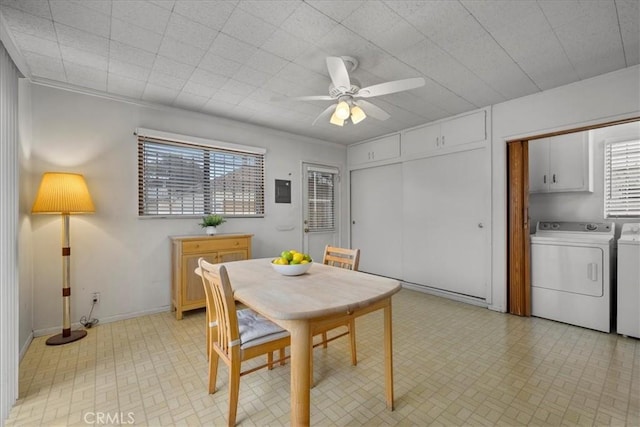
<box><xmin>6</xmin><ymin>289</ymin><xmax>639</xmax><ymax>426</ymax></box>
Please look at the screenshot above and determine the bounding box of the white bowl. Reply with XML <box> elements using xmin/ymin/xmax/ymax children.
<box><xmin>271</xmin><ymin>261</ymin><xmax>312</xmax><ymax>276</ymax></box>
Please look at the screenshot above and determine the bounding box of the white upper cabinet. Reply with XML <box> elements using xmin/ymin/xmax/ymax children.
<box><xmin>528</xmin><ymin>138</ymin><xmax>550</xmax><ymax>193</ymax></box>
<box><xmin>529</xmin><ymin>132</ymin><xmax>593</xmax><ymax>193</ymax></box>
<box><xmin>402</xmin><ymin>122</ymin><xmax>440</xmax><ymax>155</ymax></box>
<box><xmin>348</xmin><ymin>134</ymin><xmax>400</xmax><ymax>166</ymax></box>
<box><xmin>402</xmin><ymin>110</ymin><xmax>486</xmax><ymax>157</ymax></box>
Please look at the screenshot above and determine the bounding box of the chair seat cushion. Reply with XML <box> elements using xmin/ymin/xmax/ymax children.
<box><xmin>237</xmin><ymin>309</ymin><xmax>289</xmax><ymax>349</ymax></box>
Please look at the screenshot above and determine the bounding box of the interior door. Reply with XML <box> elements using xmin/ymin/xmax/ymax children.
<box><xmin>302</xmin><ymin>163</ymin><xmax>339</xmax><ymax>262</ymax></box>
<box><xmin>402</xmin><ymin>147</ymin><xmax>490</xmax><ymax>298</ymax></box>
<box><xmin>508</xmin><ymin>140</ymin><xmax>531</xmax><ymax>316</ymax></box>
<box><xmin>350</xmin><ymin>163</ymin><xmax>403</xmax><ymax>278</ymax></box>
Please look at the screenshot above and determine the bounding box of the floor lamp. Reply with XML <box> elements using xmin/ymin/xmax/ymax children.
<box><xmin>32</xmin><ymin>172</ymin><xmax>95</xmax><ymax>346</ymax></box>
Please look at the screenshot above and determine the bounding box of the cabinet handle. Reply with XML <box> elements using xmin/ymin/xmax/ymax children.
<box><xmin>543</xmin><ymin>175</ymin><xmax>546</xmax><ymax>184</ymax></box>
<box><xmin>442</xmin><ymin>135</ymin><xmax>445</xmax><ymax>145</ymax></box>
<box><xmin>436</xmin><ymin>136</ymin><xmax>439</xmax><ymax>147</ymax></box>
<box><xmin>552</xmin><ymin>174</ymin><xmax>557</xmax><ymax>183</ymax></box>
<box><xmin>371</xmin><ymin>151</ymin><xmax>375</xmax><ymax>160</ymax></box>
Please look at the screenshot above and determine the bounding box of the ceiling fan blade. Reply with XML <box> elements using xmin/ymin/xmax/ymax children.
<box><xmin>355</xmin><ymin>77</ymin><xmax>425</xmax><ymax>98</ymax></box>
<box><xmin>326</xmin><ymin>57</ymin><xmax>351</xmax><ymax>92</ymax></box>
<box><xmin>272</xmin><ymin>94</ymin><xmax>334</xmax><ymax>102</ymax></box>
<box><xmin>355</xmin><ymin>100</ymin><xmax>390</xmax><ymax>121</ymax></box>
<box><xmin>312</xmin><ymin>104</ymin><xmax>337</xmax><ymax>126</ymax></box>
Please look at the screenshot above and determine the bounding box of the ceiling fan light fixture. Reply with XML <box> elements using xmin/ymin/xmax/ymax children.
<box><xmin>335</xmin><ymin>101</ymin><xmax>350</xmax><ymax>120</ymax></box>
<box><xmin>350</xmin><ymin>105</ymin><xmax>366</xmax><ymax>124</ymax></box>
<box><xmin>330</xmin><ymin>111</ymin><xmax>344</xmax><ymax>126</ymax></box>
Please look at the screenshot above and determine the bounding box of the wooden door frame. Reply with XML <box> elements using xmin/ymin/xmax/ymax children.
<box><xmin>506</xmin><ymin>117</ymin><xmax>640</xmax><ymax>316</ymax></box>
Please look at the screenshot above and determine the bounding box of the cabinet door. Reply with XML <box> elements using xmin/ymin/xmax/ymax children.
<box><xmin>402</xmin><ymin>123</ymin><xmax>440</xmax><ymax>157</ymax></box>
<box><xmin>183</xmin><ymin>253</ymin><xmax>217</xmax><ymax>306</ymax></box>
<box><xmin>440</xmin><ymin>110</ymin><xmax>486</xmax><ymax>148</ymax></box>
<box><xmin>348</xmin><ymin>142</ymin><xmax>373</xmax><ymax>165</ymax></box>
<box><xmin>348</xmin><ymin>134</ymin><xmax>400</xmax><ymax>165</ymax></box>
<box><xmin>528</xmin><ymin>138</ymin><xmax>550</xmax><ymax>193</ymax></box>
<box><xmin>350</xmin><ymin>163</ymin><xmax>403</xmax><ymax>279</ymax></box>
<box><xmin>370</xmin><ymin>134</ymin><xmax>400</xmax><ymax>161</ymax></box>
<box><xmin>549</xmin><ymin>132</ymin><xmax>587</xmax><ymax>192</ymax></box>
<box><xmin>218</xmin><ymin>249</ymin><xmax>248</xmax><ymax>262</ymax></box>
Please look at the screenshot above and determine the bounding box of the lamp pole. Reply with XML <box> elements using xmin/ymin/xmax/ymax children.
<box><xmin>46</xmin><ymin>213</ymin><xmax>87</xmax><ymax>345</ymax></box>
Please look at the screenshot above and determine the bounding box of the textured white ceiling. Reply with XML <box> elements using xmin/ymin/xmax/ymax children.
<box><xmin>1</xmin><ymin>0</ymin><xmax>638</xmax><ymax>144</ymax></box>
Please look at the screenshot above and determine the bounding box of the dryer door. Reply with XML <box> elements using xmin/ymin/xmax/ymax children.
<box><xmin>531</xmin><ymin>243</ymin><xmax>603</xmax><ymax>296</ymax></box>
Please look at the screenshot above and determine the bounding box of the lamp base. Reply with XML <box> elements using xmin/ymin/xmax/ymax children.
<box><xmin>46</xmin><ymin>330</ymin><xmax>87</xmax><ymax>346</ymax></box>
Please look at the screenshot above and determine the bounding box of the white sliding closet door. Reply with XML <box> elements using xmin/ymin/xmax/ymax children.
<box><xmin>402</xmin><ymin>148</ymin><xmax>490</xmax><ymax>298</ymax></box>
<box><xmin>350</xmin><ymin>163</ymin><xmax>402</xmax><ymax>279</ymax></box>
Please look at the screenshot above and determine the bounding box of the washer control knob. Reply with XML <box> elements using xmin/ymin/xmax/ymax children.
<box><xmin>586</xmin><ymin>223</ymin><xmax>598</xmax><ymax>231</ymax></box>
<box><xmin>551</xmin><ymin>223</ymin><xmax>560</xmax><ymax>230</ymax></box>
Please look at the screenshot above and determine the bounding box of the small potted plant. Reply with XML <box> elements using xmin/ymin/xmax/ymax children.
<box><xmin>199</xmin><ymin>214</ymin><xmax>226</xmax><ymax>235</ymax></box>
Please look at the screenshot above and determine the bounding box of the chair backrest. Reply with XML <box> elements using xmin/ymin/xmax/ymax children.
<box><xmin>322</xmin><ymin>245</ymin><xmax>360</xmax><ymax>271</ymax></box>
<box><xmin>197</xmin><ymin>259</ymin><xmax>240</xmax><ymax>355</ymax></box>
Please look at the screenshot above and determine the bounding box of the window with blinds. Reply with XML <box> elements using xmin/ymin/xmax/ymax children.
<box><xmin>307</xmin><ymin>170</ymin><xmax>335</xmax><ymax>232</ymax></box>
<box><xmin>604</xmin><ymin>139</ymin><xmax>640</xmax><ymax>218</ymax></box>
<box><xmin>138</xmin><ymin>135</ymin><xmax>264</xmax><ymax>217</ymax></box>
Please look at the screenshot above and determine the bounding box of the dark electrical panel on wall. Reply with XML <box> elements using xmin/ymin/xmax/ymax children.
<box><xmin>275</xmin><ymin>179</ymin><xmax>291</xmax><ymax>203</ymax></box>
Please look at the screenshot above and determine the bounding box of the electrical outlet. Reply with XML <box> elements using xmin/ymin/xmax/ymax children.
<box><xmin>91</xmin><ymin>292</ymin><xmax>100</xmax><ymax>304</ymax></box>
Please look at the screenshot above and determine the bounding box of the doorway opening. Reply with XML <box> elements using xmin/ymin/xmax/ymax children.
<box><xmin>506</xmin><ymin>117</ymin><xmax>640</xmax><ymax>316</ymax></box>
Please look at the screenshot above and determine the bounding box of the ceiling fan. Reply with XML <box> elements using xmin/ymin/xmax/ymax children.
<box><xmin>277</xmin><ymin>56</ymin><xmax>425</xmax><ymax>127</ymax></box>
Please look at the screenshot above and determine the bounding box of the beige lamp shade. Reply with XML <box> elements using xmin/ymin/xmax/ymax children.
<box><xmin>334</xmin><ymin>101</ymin><xmax>350</xmax><ymax>120</ymax></box>
<box><xmin>32</xmin><ymin>172</ymin><xmax>95</xmax><ymax>214</ymax></box>
<box><xmin>350</xmin><ymin>105</ymin><xmax>367</xmax><ymax>124</ymax></box>
<box><xmin>329</xmin><ymin>111</ymin><xmax>344</xmax><ymax>126</ymax></box>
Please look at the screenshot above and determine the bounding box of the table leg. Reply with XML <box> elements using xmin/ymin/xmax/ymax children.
<box><xmin>384</xmin><ymin>301</ymin><xmax>394</xmax><ymax>410</ymax></box>
<box><xmin>290</xmin><ymin>321</ymin><xmax>312</xmax><ymax>426</ymax></box>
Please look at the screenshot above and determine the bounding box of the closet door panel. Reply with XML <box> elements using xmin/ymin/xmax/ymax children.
<box><xmin>402</xmin><ymin>148</ymin><xmax>489</xmax><ymax>298</ymax></box>
<box><xmin>350</xmin><ymin>163</ymin><xmax>403</xmax><ymax>279</ymax></box>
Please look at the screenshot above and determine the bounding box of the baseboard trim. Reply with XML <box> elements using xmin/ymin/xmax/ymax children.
<box><xmin>401</xmin><ymin>282</ymin><xmax>488</xmax><ymax>308</ymax></box>
<box><xmin>19</xmin><ymin>332</ymin><xmax>33</xmax><ymax>361</ymax></box>
<box><xmin>33</xmin><ymin>305</ymin><xmax>172</xmax><ymax>338</ymax></box>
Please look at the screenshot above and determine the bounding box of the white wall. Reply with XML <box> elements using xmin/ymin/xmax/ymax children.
<box><xmin>491</xmin><ymin>65</ymin><xmax>640</xmax><ymax>312</ymax></box>
<box><xmin>529</xmin><ymin>122</ymin><xmax>640</xmax><ymax>236</ymax></box>
<box><xmin>24</xmin><ymin>83</ymin><xmax>347</xmax><ymax>334</ymax></box>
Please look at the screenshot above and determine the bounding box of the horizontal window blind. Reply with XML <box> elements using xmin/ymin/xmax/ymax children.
<box><xmin>307</xmin><ymin>170</ymin><xmax>335</xmax><ymax>232</ymax></box>
<box><xmin>138</xmin><ymin>136</ymin><xmax>264</xmax><ymax>217</ymax></box>
<box><xmin>604</xmin><ymin>139</ymin><xmax>640</xmax><ymax>218</ymax></box>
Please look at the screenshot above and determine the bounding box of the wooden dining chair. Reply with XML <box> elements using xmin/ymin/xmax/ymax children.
<box><xmin>195</xmin><ymin>258</ymin><xmax>290</xmax><ymax>426</ymax></box>
<box><xmin>311</xmin><ymin>245</ymin><xmax>361</xmax><ymax>383</ymax></box>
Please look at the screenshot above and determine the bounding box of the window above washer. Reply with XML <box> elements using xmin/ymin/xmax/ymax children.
<box><xmin>604</xmin><ymin>138</ymin><xmax>640</xmax><ymax>218</ymax></box>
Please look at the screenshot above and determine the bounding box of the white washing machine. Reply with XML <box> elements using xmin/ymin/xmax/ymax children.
<box><xmin>617</xmin><ymin>223</ymin><xmax>640</xmax><ymax>338</ymax></box>
<box><xmin>530</xmin><ymin>221</ymin><xmax>615</xmax><ymax>332</ymax></box>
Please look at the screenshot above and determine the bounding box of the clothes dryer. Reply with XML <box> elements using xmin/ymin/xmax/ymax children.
<box><xmin>617</xmin><ymin>223</ymin><xmax>640</xmax><ymax>338</ymax></box>
<box><xmin>530</xmin><ymin>221</ymin><xmax>615</xmax><ymax>332</ymax></box>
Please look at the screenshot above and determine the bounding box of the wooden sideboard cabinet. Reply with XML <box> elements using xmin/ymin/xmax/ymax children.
<box><xmin>170</xmin><ymin>234</ymin><xmax>252</xmax><ymax>319</ymax></box>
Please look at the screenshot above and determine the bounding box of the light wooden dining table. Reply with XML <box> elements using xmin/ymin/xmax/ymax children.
<box><xmin>220</xmin><ymin>258</ymin><xmax>402</xmax><ymax>426</ymax></box>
